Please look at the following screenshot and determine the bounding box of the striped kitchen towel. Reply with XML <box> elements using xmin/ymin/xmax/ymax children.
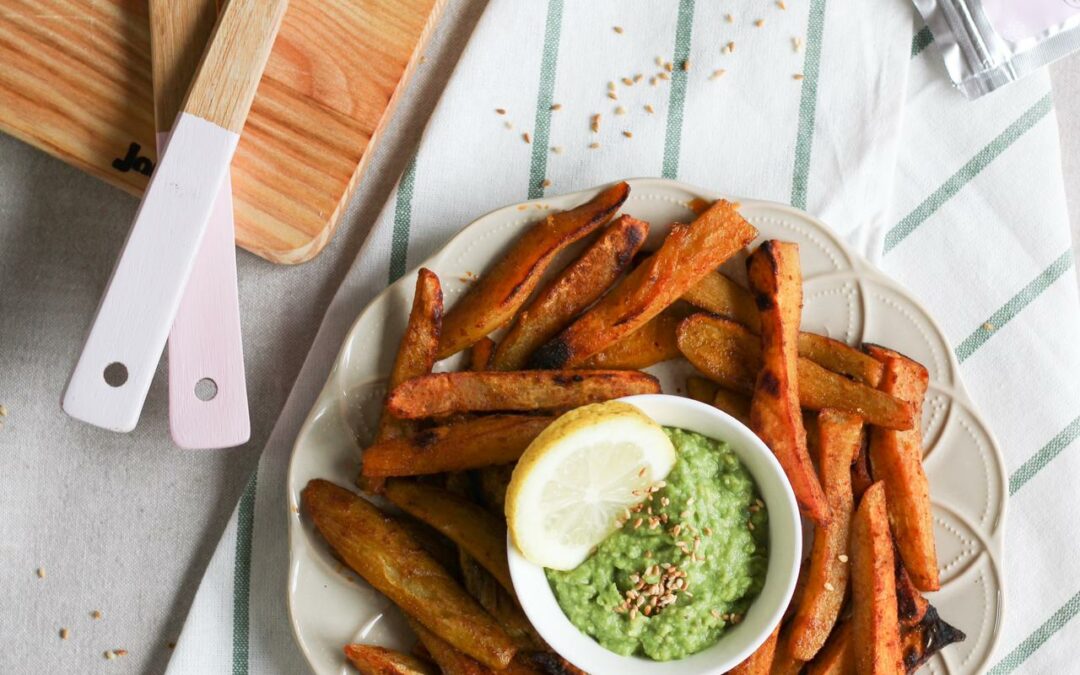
<box><xmin>165</xmin><ymin>1</ymin><xmax>1080</xmax><ymax>673</ymax></box>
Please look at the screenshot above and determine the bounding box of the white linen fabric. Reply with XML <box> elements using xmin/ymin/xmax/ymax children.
<box><xmin>164</xmin><ymin>1</ymin><xmax>1080</xmax><ymax>673</ymax></box>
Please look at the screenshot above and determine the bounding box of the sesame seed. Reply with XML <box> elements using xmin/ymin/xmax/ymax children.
<box><xmin>725</xmin><ymin>13</ymin><xmax>735</xmax><ymax>23</ymax></box>
<box><xmin>633</xmin><ymin>74</ymin><xmax>643</xmax><ymax>83</ymax></box>
<box><xmin>613</xmin><ymin>25</ymin><xmax>624</xmax><ymax>34</ymax></box>
<box><xmin>656</xmin><ymin>481</ymin><xmax>667</xmax><ymax>488</ymax></box>
<box><xmin>664</xmin><ymin>61</ymin><xmax>673</xmax><ymax>73</ymax></box>
<box><xmin>711</xmin><ymin>609</ymin><xmax>721</xmax><ymax>619</ymax></box>
<box><xmin>649</xmin><ymin>77</ymin><xmax>658</xmax><ymax>86</ymax></box>
<box><xmin>59</xmin><ymin>628</ymin><xmax>69</xmax><ymax>640</ymax></box>
<box><xmin>36</xmin><ymin>567</ymin><xmax>45</xmax><ymax>579</ymax></box>
<box><xmin>91</xmin><ymin>610</ymin><xmax>102</xmax><ymax>619</ymax></box>
<box><xmin>660</xmin><ymin>497</ymin><xmax>669</xmax><ymax>507</ymax></box>
<box><xmin>615</xmin><ymin>106</ymin><xmax>627</xmax><ymax>115</ymax></box>
<box><xmin>983</xmin><ymin>322</ymin><xmax>995</xmax><ymax>331</ymax></box>
<box><xmin>778</xmin><ymin>0</ymin><xmax>788</xmax><ymax>8</ymax></box>
<box><xmin>755</xmin><ymin>19</ymin><xmax>766</xmax><ymax>27</ymax></box>
<box><xmin>824</xmin><ymin>582</ymin><xmax>836</xmax><ymax>591</ymax></box>
<box><xmin>550</xmin><ymin>103</ymin><xmax>562</xmax><ymax>111</ymax></box>
<box><xmin>623</xmin><ymin>130</ymin><xmax>633</xmax><ymax>138</ymax></box>
<box><xmin>657</xmin><ymin>71</ymin><xmax>670</xmax><ymax>81</ymax></box>
<box><xmin>504</xmin><ymin>121</ymin><xmax>513</xmax><ymax>130</ymax></box>
<box><xmin>703</xmin><ymin>527</ymin><xmax>713</xmax><ymax>536</ymax></box>
<box><xmin>495</xmin><ymin>108</ymin><xmax>506</xmax><ymax>115</ymax></box>
<box><xmin>755</xmin><ymin>499</ymin><xmax>765</xmax><ymax>509</ymax></box>
<box><xmin>672</xmin><ymin>524</ymin><xmax>682</xmax><ymax>536</ymax></box>
<box><xmin>726</xmin><ymin>41</ymin><xmax>736</xmax><ymax>53</ymax></box>
<box><xmin>589</xmin><ymin>142</ymin><xmax>600</xmax><ymax>149</ymax></box>
<box><xmin>0</xmin><ymin>404</ymin><xmax>7</xmax><ymax>416</ymax></box>
<box><xmin>633</xmin><ymin>518</ymin><xmax>643</xmax><ymax>529</ymax></box>
<box><xmin>105</xmin><ymin>651</ymin><xmax>116</xmax><ymax>660</ymax></box>
<box><xmin>748</xmin><ymin>521</ymin><xmax>756</xmax><ymax>531</ymax></box>
<box><xmin>551</xmin><ymin>146</ymin><xmax>563</xmax><ymax>154</ymax></box>
<box><xmin>680</xmin><ymin>510</ymin><xmax>690</xmax><ymax>519</ymax></box>
<box><xmin>687</xmin><ymin>497</ymin><xmax>695</xmax><ymax>505</ymax></box>
<box><xmin>838</xmin><ymin>554</ymin><xmax>849</xmax><ymax>563</ymax></box>
<box><xmin>608</xmin><ymin>81</ymin><xmax>616</xmax><ymax>91</ymax></box>
<box><xmin>541</xmin><ymin>179</ymin><xmax>551</xmax><ymax>188</ymax></box>
<box><xmin>638</xmin><ymin>467</ymin><xmax>647</xmax><ymax>477</ymax></box>
<box><xmin>622</xmin><ymin>77</ymin><xmax>634</xmax><ymax>86</ymax></box>
<box><xmin>793</xmin><ymin>36</ymin><xmax>804</xmax><ymax>52</ymax></box>
<box><xmin>644</xmin><ymin>104</ymin><xmax>655</xmax><ymax>114</ymax></box>
<box><xmin>681</xmin><ymin>59</ymin><xmax>691</xmax><ymax>72</ymax></box>
<box><xmin>710</xmin><ymin>69</ymin><xmax>727</xmax><ymax>80</ymax></box>
<box><xmin>793</xmin><ymin>73</ymin><xmax>805</xmax><ymax>80</ymax></box>
<box><xmin>591</xmin><ymin>114</ymin><xmax>601</xmax><ymax>132</ymax></box>
<box><xmin>607</xmin><ymin>91</ymin><xmax>618</xmax><ymax>100</ymax></box>
<box><xmin>522</xmin><ymin>132</ymin><xmax>531</xmax><ymax>144</ymax></box>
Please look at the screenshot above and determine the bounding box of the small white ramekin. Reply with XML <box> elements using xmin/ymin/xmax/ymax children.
<box><xmin>507</xmin><ymin>393</ymin><xmax>802</xmax><ymax>675</ymax></box>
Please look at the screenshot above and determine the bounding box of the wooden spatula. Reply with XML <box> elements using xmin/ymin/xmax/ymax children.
<box><xmin>151</xmin><ymin>0</ymin><xmax>250</xmax><ymax>448</ymax></box>
<box><xmin>63</xmin><ymin>0</ymin><xmax>288</xmax><ymax>432</ymax></box>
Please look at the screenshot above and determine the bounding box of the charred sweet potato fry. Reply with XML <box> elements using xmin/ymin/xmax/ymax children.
<box><xmin>804</xmin><ymin>620</ymin><xmax>853</xmax><ymax>675</ymax></box>
<box><xmin>683</xmin><ymin>271</ymin><xmax>883</xmax><ymax>386</ymax></box>
<box><xmin>747</xmin><ymin>241</ymin><xmax>828</xmax><ymax>523</ymax></box>
<box><xmin>788</xmin><ymin>409</ymin><xmax>862</xmax><ymax>660</ymax></box>
<box><xmin>529</xmin><ymin>199</ymin><xmax>757</xmax><ymax>368</ymax></box>
<box><xmin>713</xmin><ymin>388</ymin><xmax>752</xmax><ymax>427</ymax></box>
<box><xmin>386</xmin><ymin>370</ymin><xmax>660</xmax><ymax>419</ymax></box>
<box><xmin>899</xmin><ymin>604</ymin><xmax>965</xmax><ymax>673</ymax></box>
<box><xmin>864</xmin><ymin>345</ymin><xmax>939</xmax><ymax>592</ymax></box>
<box><xmin>728</xmin><ymin>623</ymin><xmax>780</xmax><ymax>674</ymax></box>
<box><xmin>363</xmin><ymin>269</ymin><xmax>444</xmax><ymax>492</ymax></box>
<box><xmin>384</xmin><ymin>480</ymin><xmax>513</xmax><ymax>595</ymax></box>
<box><xmin>895</xmin><ymin>557</ymin><xmax>930</xmax><ymax>629</ymax></box>
<box><xmin>682</xmin><ymin>270</ymin><xmax>760</xmax><ymax>328</ymax></box>
<box><xmin>851</xmin><ymin>440</ymin><xmax>874</xmax><ymax>501</ymax></box>
<box><xmin>492</xmin><ymin>215</ymin><xmax>648</xmax><ymax>370</ymax></box>
<box><xmin>470</xmin><ymin>337</ymin><xmax>495</xmax><ymax>371</ymax></box>
<box><xmin>581</xmin><ymin>308</ymin><xmax>683</xmax><ymax>369</ymax></box>
<box><xmin>302</xmin><ymin>480</ymin><xmax>515</xmax><ymax>668</ymax></box>
<box><xmin>437</xmin><ymin>182</ymin><xmax>630</xmax><ymax>359</ymax></box>
<box><xmin>362</xmin><ymin>416</ymin><xmax>553</xmax><ymax>477</ymax></box>
<box><xmin>851</xmin><ymin>481</ymin><xmax>903</xmax><ymax>675</ymax></box>
<box><xmin>343</xmin><ymin>644</ymin><xmax>437</xmax><ymax>675</ymax></box>
<box><xmin>677</xmin><ymin>315</ymin><xmax>914</xmax><ymax>430</ymax></box>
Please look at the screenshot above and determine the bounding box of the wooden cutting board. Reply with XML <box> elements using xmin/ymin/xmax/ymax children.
<box><xmin>0</xmin><ymin>0</ymin><xmax>443</xmax><ymax>264</ymax></box>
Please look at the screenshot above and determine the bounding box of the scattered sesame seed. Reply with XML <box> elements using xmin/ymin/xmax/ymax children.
<box><xmin>495</xmin><ymin>108</ymin><xmax>506</xmax><ymax>115</ymax></box>
<box><xmin>657</xmin><ymin>71</ymin><xmax>670</xmax><ymax>81</ymax></box>
<box><xmin>615</xmin><ymin>106</ymin><xmax>627</xmax><ymax>115</ymax></box>
<box><xmin>687</xmin><ymin>497</ymin><xmax>695</xmax><ymax>505</ymax></box>
<box><xmin>793</xmin><ymin>73</ymin><xmax>805</xmax><ymax>80</ymax></box>
<box><xmin>550</xmin><ymin>103</ymin><xmax>562</xmax><ymax>111</ymax></box>
<box><xmin>778</xmin><ymin>0</ymin><xmax>788</xmax><ymax>8</ymax></box>
<box><xmin>710</xmin><ymin>69</ymin><xmax>727</xmax><ymax>80</ymax></box>
<box><xmin>644</xmin><ymin>104</ymin><xmax>655</xmax><ymax>114</ymax></box>
<box><xmin>551</xmin><ymin>146</ymin><xmax>563</xmax><ymax>154</ymax></box>
<box><xmin>649</xmin><ymin>76</ymin><xmax>658</xmax><ymax>86</ymax></box>
<box><xmin>633</xmin><ymin>518</ymin><xmax>643</xmax><ymax>529</ymax></box>
<box><xmin>656</xmin><ymin>481</ymin><xmax>667</xmax><ymax>488</ymax></box>
<box><xmin>622</xmin><ymin>77</ymin><xmax>634</xmax><ymax>86</ymax></box>
<box><xmin>633</xmin><ymin>74</ymin><xmax>643</xmax><ymax>83</ymax></box>
<box><xmin>91</xmin><ymin>610</ymin><xmax>102</xmax><ymax>620</ymax></box>
<box><xmin>623</xmin><ymin>130</ymin><xmax>633</xmax><ymax>138</ymax></box>
<box><xmin>838</xmin><ymin>554</ymin><xmax>849</xmax><ymax>563</ymax></box>
<box><xmin>726</xmin><ymin>41</ymin><xmax>736</xmax><ymax>53</ymax></box>
<box><xmin>793</xmin><ymin>36</ymin><xmax>804</xmax><ymax>52</ymax></box>
<box><xmin>607</xmin><ymin>91</ymin><xmax>618</xmax><ymax>100</ymax></box>
<box><xmin>755</xmin><ymin>499</ymin><xmax>765</xmax><ymax>509</ymax></box>
<box><xmin>522</xmin><ymin>132</ymin><xmax>531</xmax><ymax>144</ymax></box>
<box><xmin>0</xmin><ymin>404</ymin><xmax>7</xmax><ymax>416</ymax></box>
<box><xmin>725</xmin><ymin>13</ymin><xmax>735</xmax><ymax>23</ymax></box>
<box><xmin>755</xmin><ymin>19</ymin><xmax>766</xmax><ymax>27</ymax></box>
<box><xmin>680</xmin><ymin>510</ymin><xmax>690</xmax><ymax>519</ymax></box>
<box><xmin>664</xmin><ymin>61</ymin><xmax>673</xmax><ymax>73</ymax></box>
<box><xmin>824</xmin><ymin>582</ymin><xmax>836</xmax><ymax>592</ymax></box>
<box><xmin>608</xmin><ymin>81</ymin><xmax>616</xmax><ymax>91</ymax></box>
<box><xmin>711</xmin><ymin>609</ymin><xmax>721</xmax><ymax>619</ymax></box>
<box><xmin>105</xmin><ymin>651</ymin><xmax>116</xmax><ymax>661</ymax></box>
<box><xmin>504</xmin><ymin>121</ymin><xmax>514</xmax><ymax>129</ymax></box>
<box><xmin>703</xmin><ymin>527</ymin><xmax>713</xmax><ymax>536</ymax></box>
<box><xmin>541</xmin><ymin>179</ymin><xmax>551</xmax><ymax>188</ymax></box>
<box><xmin>588</xmin><ymin>141</ymin><xmax>600</xmax><ymax>149</ymax></box>
<box><xmin>638</xmin><ymin>467</ymin><xmax>647</xmax><ymax>477</ymax></box>
<box><xmin>681</xmin><ymin>59</ymin><xmax>691</xmax><ymax>72</ymax></box>
<box><xmin>613</xmin><ymin>25</ymin><xmax>624</xmax><ymax>34</ymax></box>
<box><xmin>983</xmin><ymin>321</ymin><xmax>995</xmax><ymax>331</ymax></box>
<box><xmin>59</xmin><ymin>628</ymin><xmax>69</xmax><ymax>640</ymax></box>
<box><xmin>168</xmin><ymin>642</ymin><xmax>176</xmax><ymax>650</ymax></box>
<box><xmin>591</xmin><ymin>114</ymin><xmax>601</xmax><ymax>132</ymax></box>
<box><xmin>748</xmin><ymin>521</ymin><xmax>756</xmax><ymax>531</ymax></box>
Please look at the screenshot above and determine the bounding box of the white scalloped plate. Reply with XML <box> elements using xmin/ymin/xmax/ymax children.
<box><xmin>286</xmin><ymin>178</ymin><xmax>1007</xmax><ymax>675</ymax></box>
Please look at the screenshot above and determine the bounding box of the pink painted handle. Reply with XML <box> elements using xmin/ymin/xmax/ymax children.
<box><xmin>159</xmin><ymin>132</ymin><xmax>250</xmax><ymax>449</ymax></box>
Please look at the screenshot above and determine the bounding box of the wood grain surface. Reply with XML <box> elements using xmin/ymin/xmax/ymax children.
<box><xmin>150</xmin><ymin>0</ymin><xmax>218</xmax><ymax>131</ymax></box>
<box><xmin>0</xmin><ymin>0</ymin><xmax>443</xmax><ymax>263</ymax></box>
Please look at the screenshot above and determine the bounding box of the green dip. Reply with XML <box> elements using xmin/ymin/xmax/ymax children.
<box><xmin>546</xmin><ymin>427</ymin><xmax>769</xmax><ymax>661</ymax></box>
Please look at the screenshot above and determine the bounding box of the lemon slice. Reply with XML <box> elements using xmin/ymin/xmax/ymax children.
<box><xmin>506</xmin><ymin>401</ymin><xmax>676</xmax><ymax>570</ymax></box>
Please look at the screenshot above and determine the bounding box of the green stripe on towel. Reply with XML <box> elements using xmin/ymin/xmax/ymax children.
<box><xmin>389</xmin><ymin>155</ymin><xmax>419</xmax><ymax>284</ymax></box>
<box><xmin>232</xmin><ymin>472</ymin><xmax>257</xmax><ymax>675</ymax></box>
<box><xmin>661</xmin><ymin>0</ymin><xmax>696</xmax><ymax>180</ymax></box>
<box><xmin>790</xmin><ymin>0</ymin><xmax>828</xmax><ymax>210</ymax></box>
<box><xmin>1011</xmin><ymin>414</ymin><xmax>1080</xmax><ymax>495</ymax></box>
<box><xmin>989</xmin><ymin>588</ymin><xmax>1080</xmax><ymax>674</ymax></box>
<box><xmin>911</xmin><ymin>25</ymin><xmax>934</xmax><ymax>58</ymax></box>
<box><xmin>527</xmin><ymin>0</ymin><xmax>565</xmax><ymax>199</ymax></box>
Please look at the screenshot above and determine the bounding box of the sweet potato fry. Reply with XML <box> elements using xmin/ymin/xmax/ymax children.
<box><xmin>683</xmin><ymin>272</ymin><xmax>883</xmax><ymax>387</ymax></box>
<box><xmin>580</xmin><ymin>308</ymin><xmax>683</xmax><ymax>369</ymax></box>
<box><xmin>713</xmin><ymin>388</ymin><xmax>752</xmax><ymax>426</ymax></box>
<box><xmin>804</xmin><ymin>620</ymin><xmax>853</xmax><ymax>675</ymax></box>
<box><xmin>895</xmin><ymin>558</ymin><xmax>930</xmax><ymax>628</ymax></box>
<box><xmin>851</xmin><ymin>481</ymin><xmax>903</xmax><ymax>675</ymax></box>
<box><xmin>728</xmin><ymin>623</ymin><xmax>780</xmax><ymax>674</ymax></box>
<box><xmin>386</xmin><ymin>370</ymin><xmax>660</xmax><ymax>419</ymax></box>
<box><xmin>492</xmin><ymin>215</ymin><xmax>648</xmax><ymax>370</ymax></box>
<box><xmin>410</xmin><ymin>618</ymin><xmax>547</xmax><ymax>675</ymax></box>
<box><xmin>747</xmin><ymin>241</ymin><xmax>827</xmax><ymax>523</ymax></box>
<box><xmin>302</xmin><ymin>480</ymin><xmax>515</xmax><ymax>668</ymax></box>
<box><xmin>437</xmin><ymin>182</ymin><xmax>630</xmax><ymax>359</ymax></box>
<box><xmin>343</xmin><ymin>644</ymin><xmax>437</xmax><ymax>675</ymax></box>
<box><xmin>771</xmin><ymin>630</ymin><xmax>806</xmax><ymax>675</ymax></box>
<box><xmin>363</xmin><ymin>269</ymin><xmax>444</xmax><ymax>492</ymax></box>
<box><xmin>799</xmin><ymin>333</ymin><xmax>883</xmax><ymax>388</ymax></box>
<box><xmin>470</xmin><ymin>337</ymin><xmax>495</xmax><ymax>371</ymax></box>
<box><xmin>864</xmin><ymin>346</ymin><xmax>939</xmax><ymax>592</ymax></box>
<box><xmin>677</xmin><ymin>315</ymin><xmax>914</xmax><ymax>430</ymax></box>
<box><xmin>384</xmin><ymin>480</ymin><xmax>513</xmax><ymax>595</ymax></box>
<box><xmin>899</xmin><ymin>604</ymin><xmax>965</xmax><ymax>673</ymax></box>
<box><xmin>686</xmin><ymin>375</ymin><xmax>719</xmax><ymax>403</ymax></box>
<box><xmin>529</xmin><ymin>199</ymin><xmax>757</xmax><ymax>368</ymax></box>
<box><xmin>851</xmin><ymin>439</ymin><xmax>874</xmax><ymax>501</ymax></box>
<box><xmin>682</xmin><ymin>270</ymin><xmax>760</xmax><ymax>328</ymax></box>
<box><xmin>459</xmin><ymin>549</ymin><xmax>539</xmax><ymax>649</ymax></box>
<box><xmin>362</xmin><ymin>416</ymin><xmax>552</xmax><ymax>477</ymax></box>
<box><xmin>788</xmin><ymin>409</ymin><xmax>862</xmax><ymax>660</ymax></box>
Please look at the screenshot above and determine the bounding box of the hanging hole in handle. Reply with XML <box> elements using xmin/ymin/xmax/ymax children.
<box><xmin>195</xmin><ymin>378</ymin><xmax>218</xmax><ymax>402</ymax></box>
<box><xmin>103</xmin><ymin>362</ymin><xmax>128</xmax><ymax>387</ymax></box>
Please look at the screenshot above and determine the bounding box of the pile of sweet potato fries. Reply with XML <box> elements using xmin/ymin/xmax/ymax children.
<box><xmin>301</xmin><ymin>182</ymin><xmax>964</xmax><ymax>674</ymax></box>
